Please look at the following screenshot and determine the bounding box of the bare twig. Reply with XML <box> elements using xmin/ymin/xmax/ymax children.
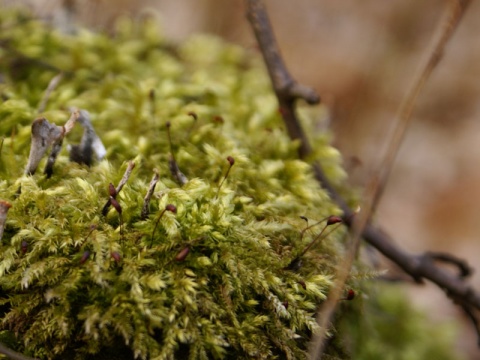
<box><xmin>285</xmin><ymin>220</ymin><xmax>343</xmax><ymax>272</ymax></box>
<box><xmin>370</xmin><ymin>0</ymin><xmax>473</xmax><ymax>211</ymax></box>
<box><xmin>246</xmin><ymin>0</ymin><xmax>479</xmax><ymax>356</ymax></box>
<box><xmin>101</xmin><ymin>161</ymin><xmax>136</xmax><ymax>216</ymax></box>
<box><xmin>424</xmin><ymin>251</ymin><xmax>473</xmax><ymax>279</ymax></box>
<box><xmin>312</xmin><ymin>2</ymin><xmax>474</xmax><ymax>355</ymax></box>
<box><xmin>166</xmin><ymin>122</ymin><xmax>188</xmax><ymax>185</ymax></box>
<box><xmin>0</xmin><ymin>200</ymin><xmax>12</xmax><ymax>241</ymax></box>
<box><xmin>149</xmin><ymin>89</ymin><xmax>156</xmax><ymax>119</ymax></box>
<box><xmin>150</xmin><ymin>204</ymin><xmax>177</xmax><ymax>248</ymax></box>
<box><xmin>245</xmin><ymin>0</ymin><xmax>319</xmax><ymax>159</ymax></box>
<box><xmin>245</xmin><ymin>6</ymin><xmax>367</xmax><ymax>354</ymax></box>
<box><xmin>168</xmin><ymin>154</ymin><xmax>188</xmax><ymax>186</ymax></box>
<box><xmin>114</xmin><ymin>161</ymin><xmax>136</xmax><ymax>196</ymax></box>
<box><xmin>141</xmin><ymin>170</ymin><xmax>160</xmax><ymax>220</ymax></box>
<box><xmin>215</xmin><ymin>156</ymin><xmax>235</xmax><ymax>198</ymax></box>
<box><xmin>0</xmin><ymin>342</ymin><xmax>38</xmax><ymax>360</ymax></box>
<box><xmin>37</xmin><ymin>72</ymin><xmax>63</xmax><ymax>114</ymax></box>
<box><xmin>461</xmin><ymin>306</ymin><xmax>480</xmax><ymax>346</ymax></box>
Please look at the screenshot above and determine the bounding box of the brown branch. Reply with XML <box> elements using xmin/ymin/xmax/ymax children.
<box><xmin>0</xmin><ymin>342</ymin><xmax>38</xmax><ymax>360</ymax></box>
<box><xmin>101</xmin><ymin>161</ymin><xmax>136</xmax><ymax>216</ymax></box>
<box><xmin>424</xmin><ymin>251</ymin><xmax>473</xmax><ymax>279</ymax></box>
<box><xmin>141</xmin><ymin>169</ymin><xmax>160</xmax><ymax>220</ymax></box>
<box><xmin>370</xmin><ymin>0</ymin><xmax>473</xmax><ymax>211</ymax></box>
<box><xmin>462</xmin><ymin>306</ymin><xmax>480</xmax><ymax>347</ymax></box>
<box><xmin>37</xmin><ymin>72</ymin><xmax>63</xmax><ymax>114</ymax></box>
<box><xmin>245</xmin><ymin>0</ymin><xmax>319</xmax><ymax>159</ymax></box>
<box><xmin>0</xmin><ymin>200</ymin><xmax>12</xmax><ymax>241</ymax></box>
<box><xmin>246</xmin><ymin>0</ymin><xmax>479</xmax><ymax>356</ymax></box>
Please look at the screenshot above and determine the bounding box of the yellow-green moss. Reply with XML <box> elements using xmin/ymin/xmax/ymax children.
<box><xmin>0</xmin><ymin>7</ymin><xmax>461</xmax><ymax>360</ymax></box>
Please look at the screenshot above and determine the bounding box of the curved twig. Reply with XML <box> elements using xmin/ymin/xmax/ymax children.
<box><xmin>245</xmin><ymin>0</ymin><xmax>479</xmax><ymax>356</ymax></box>
<box><xmin>245</xmin><ymin>0</ymin><xmax>319</xmax><ymax>159</ymax></box>
<box><xmin>424</xmin><ymin>251</ymin><xmax>473</xmax><ymax>279</ymax></box>
<box><xmin>0</xmin><ymin>342</ymin><xmax>38</xmax><ymax>360</ymax></box>
<box><xmin>370</xmin><ymin>0</ymin><xmax>473</xmax><ymax>211</ymax></box>
<box><xmin>101</xmin><ymin>161</ymin><xmax>136</xmax><ymax>216</ymax></box>
<box><xmin>37</xmin><ymin>72</ymin><xmax>63</xmax><ymax>114</ymax></box>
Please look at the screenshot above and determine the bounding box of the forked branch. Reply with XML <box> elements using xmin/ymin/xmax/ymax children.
<box><xmin>246</xmin><ymin>0</ymin><xmax>478</xmax><ymax>357</ymax></box>
<box><xmin>246</xmin><ymin>0</ymin><xmax>319</xmax><ymax>159</ymax></box>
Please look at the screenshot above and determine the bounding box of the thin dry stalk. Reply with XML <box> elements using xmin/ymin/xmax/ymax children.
<box><xmin>309</xmin><ymin>1</ymin><xmax>473</xmax><ymax>357</ymax></box>
<box><xmin>0</xmin><ymin>200</ymin><xmax>12</xmax><ymax>241</ymax></box>
<box><xmin>141</xmin><ymin>170</ymin><xmax>160</xmax><ymax>220</ymax></box>
<box><xmin>371</xmin><ymin>0</ymin><xmax>473</xmax><ymax>210</ymax></box>
<box><xmin>37</xmin><ymin>72</ymin><xmax>64</xmax><ymax>114</ymax></box>
<box><xmin>246</xmin><ymin>0</ymin><xmax>479</xmax><ymax>355</ymax></box>
<box><xmin>101</xmin><ymin>161</ymin><xmax>136</xmax><ymax>216</ymax></box>
<box><xmin>0</xmin><ymin>342</ymin><xmax>38</xmax><ymax>360</ymax></box>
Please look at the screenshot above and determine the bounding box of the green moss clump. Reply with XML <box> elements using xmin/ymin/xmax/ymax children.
<box><xmin>0</xmin><ymin>8</ymin><xmax>461</xmax><ymax>360</ymax></box>
<box><xmin>0</xmin><ymin>8</ymin><xmax>342</xmax><ymax>360</ymax></box>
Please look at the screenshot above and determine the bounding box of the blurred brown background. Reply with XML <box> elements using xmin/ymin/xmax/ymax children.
<box><xmin>4</xmin><ymin>0</ymin><xmax>480</xmax><ymax>358</ymax></box>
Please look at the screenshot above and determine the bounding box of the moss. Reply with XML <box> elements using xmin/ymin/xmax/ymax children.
<box><xmin>334</xmin><ymin>284</ymin><xmax>464</xmax><ymax>360</ymax></box>
<box><xmin>0</xmin><ymin>7</ymin><xmax>461</xmax><ymax>360</ymax></box>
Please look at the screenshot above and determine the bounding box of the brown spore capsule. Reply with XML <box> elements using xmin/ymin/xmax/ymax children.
<box><xmin>80</xmin><ymin>251</ymin><xmax>90</xmax><ymax>264</ymax></box>
<box><xmin>212</xmin><ymin>115</ymin><xmax>224</xmax><ymax>124</ymax></box>
<box><xmin>21</xmin><ymin>240</ymin><xmax>28</xmax><ymax>255</ymax></box>
<box><xmin>165</xmin><ymin>204</ymin><xmax>177</xmax><ymax>214</ymax></box>
<box><xmin>175</xmin><ymin>247</ymin><xmax>190</xmax><ymax>262</ymax></box>
<box><xmin>298</xmin><ymin>280</ymin><xmax>306</xmax><ymax>290</ymax></box>
<box><xmin>108</xmin><ymin>183</ymin><xmax>117</xmax><ymax>197</ymax></box>
<box><xmin>327</xmin><ymin>215</ymin><xmax>342</xmax><ymax>226</ymax></box>
<box><xmin>344</xmin><ymin>289</ymin><xmax>355</xmax><ymax>301</ymax></box>
<box><xmin>111</xmin><ymin>251</ymin><xmax>121</xmax><ymax>263</ymax></box>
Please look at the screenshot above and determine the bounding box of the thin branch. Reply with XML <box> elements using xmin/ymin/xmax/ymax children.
<box><xmin>0</xmin><ymin>200</ymin><xmax>12</xmax><ymax>241</ymax></box>
<box><xmin>461</xmin><ymin>306</ymin><xmax>480</xmax><ymax>347</ymax></box>
<box><xmin>166</xmin><ymin>122</ymin><xmax>188</xmax><ymax>185</ymax></box>
<box><xmin>246</xmin><ymin>0</ymin><xmax>319</xmax><ymax>159</ymax></box>
<box><xmin>0</xmin><ymin>342</ymin><xmax>38</xmax><ymax>360</ymax></box>
<box><xmin>141</xmin><ymin>169</ymin><xmax>160</xmax><ymax>220</ymax></box>
<box><xmin>309</xmin><ymin>183</ymin><xmax>375</xmax><ymax>358</ymax></box>
<box><xmin>101</xmin><ymin>161</ymin><xmax>136</xmax><ymax>216</ymax></box>
<box><xmin>424</xmin><ymin>251</ymin><xmax>473</xmax><ymax>279</ymax></box>
<box><xmin>370</xmin><ymin>0</ymin><xmax>473</xmax><ymax>211</ymax></box>
<box><xmin>315</xmin><ymin>4</ymin><xmax>475</xmax><ymax>357</ymax></box>
<box><xmin>245</xmin><ymin>0</ymin><xmax>480</xmax><ymax>357</ymax></box>
<box><xmin>245</xmin><ymin>4</ymin><xmax>371</xmax><ymax>356</ymax></box>
<box><xmin>37</xmin><ymin>72</ymin><xmax>63</xmax><ymax>114</ymax></box>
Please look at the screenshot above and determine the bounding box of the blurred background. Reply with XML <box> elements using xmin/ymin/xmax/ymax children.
<box><xmin>3</xmin><ymin>0</ymin><xmax>480</xmax><ymax>357</ymax></box>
